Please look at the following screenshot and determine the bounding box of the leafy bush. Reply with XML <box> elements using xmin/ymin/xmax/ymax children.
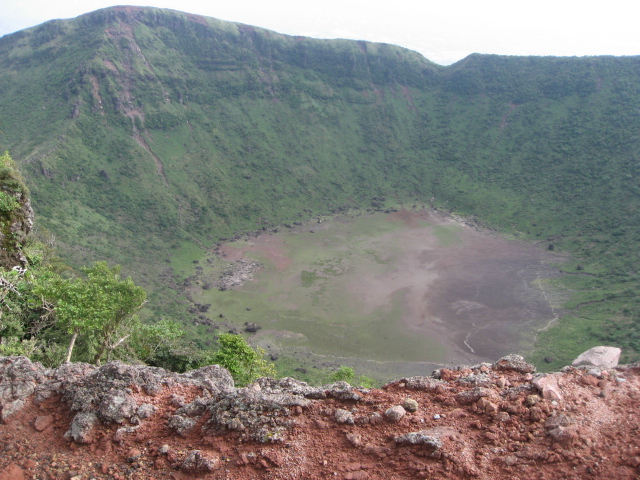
<box><xmin>212</xmin><ymin>333</ymin><xmax>275</xmax><ymax>386</ymax></box>
<box><xmin>0</xmin><ymin>191</ymin><xmax>19</xmax><ymax>213</ymax></box>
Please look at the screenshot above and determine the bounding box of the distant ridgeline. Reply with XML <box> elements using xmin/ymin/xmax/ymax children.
<box><xmin>0</xmin><ymin>6</ymin><xmax>639</xmax><ymax>363</ymax></box>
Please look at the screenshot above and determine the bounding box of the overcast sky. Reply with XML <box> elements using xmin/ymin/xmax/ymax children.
<box><xmin>1</xmin><ymin>0</ymin><xmax>638</xmax><ymax>65</ymax></box>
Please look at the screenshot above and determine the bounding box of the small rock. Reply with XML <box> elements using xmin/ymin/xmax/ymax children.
<box><xmin>504</xmin><ymin>455</ymin><xmax>518</xmax><ymax>466</ymax></box>
<box><xmin>544</xmin><ymin>414</ymin><xmax>573</xmax><ymax>431</ymax></box>
<box><xmin>346</xmin><ymin>433</ymin><xmax>363</xmax><ymax>447</ymax></box>
<box><xmin>579</xmin><ymin>375</ymin><xmax>599</xmax><ymax>386</ymax></box>
<box><xmin>335</xmin><ymin>409</ymin><xmax>354</xmax><ymax>425</ymax></box>
<box><xmin>547</xmin><ymin>426</ymin><xmax>580</xmax><ymax>447</ymax></box>
<box><xmin>476</xmin><ymin>397</ymin><xmax>498</xmax><ymax>414</ymax></box>
<box><xmin>368</xmin><ymin>413</ymin><xmax>383</xmax><ymax>425</ymax></box>
<box><xmin>495</xmin><ymin>411</ymin><xmax>510</xmax><ymax>422</ymax></box>
<box><xmin>526</xmin><ymin>395</ymin><xmax>541</xmax><ymax>407</ymax></box>
<box><xmin>403</xmin><ymin>398</ymin><xmax>419</xmax><ymax>412</ymax></box>
<box><xmin>384</xmin><ymin>406</ymin><xmax>406</xmax><ymax>423</ymax></box>
<box><xmin>127</xmin><ymin>448</ymin><xmax>142</xmax><ymax>462</ymax></box>
<box><xmin>529</xmin><ymin>406</ymin><xmax>546</xmax><ymax>422</ymax></box>
<box><xmin>34</xmin><ymin>415</ymin><xmax>54</xmax><ymax>432</ymax></box>
<box><xmin>170</xmin><ymin>394</ymin><xmax>186</xmax><ymax>407</ymax></box>
<box><xmin>532</xmin><ymin>374</ymin><xmax>563</xmax><ymax>401</ymax></box>
<box><xmin>114</xmin><ymin>425</ymin><xmax>139</xmax><ymax>442</ymax></box>
<box><xmin>627</xmin><ymin>456</ymin><xmax>640</xmax><ymax>468</ymax></box>
<box><xmin>244</xmin><ymin>322</ymin><xmax>261</xmax><ymax>333</ymax></box>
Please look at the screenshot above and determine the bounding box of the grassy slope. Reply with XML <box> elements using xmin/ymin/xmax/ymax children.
<box><xmin>0</xmin><ymin>7</ymin><xmax>639</xmax><ymax>368</ymax></box>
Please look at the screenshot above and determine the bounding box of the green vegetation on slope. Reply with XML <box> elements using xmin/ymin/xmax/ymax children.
<box><xmin>0</xmin><ymin>7</ymin><xmax>639</xmax><ymax>369</ymax></box>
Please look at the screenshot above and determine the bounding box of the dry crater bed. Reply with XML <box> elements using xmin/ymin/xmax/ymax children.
<box><xmin>192</xmin><ymin>210</ymin><xmax>562</xmax><ymax>379</ymax></box>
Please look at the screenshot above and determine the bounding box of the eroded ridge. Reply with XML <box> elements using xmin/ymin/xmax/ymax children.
<box><xmin>1</xmin><ymin>352</ymin><xmax>639</xmax><ymax>479</ymax></box>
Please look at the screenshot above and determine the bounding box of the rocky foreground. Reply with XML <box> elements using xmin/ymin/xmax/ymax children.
<box><xmin>0</xmin><ymin>349</ymin><xmax>639</xmax><ymax>480</ymax></box>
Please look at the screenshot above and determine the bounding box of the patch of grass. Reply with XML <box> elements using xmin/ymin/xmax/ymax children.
<box><xmin>300</xmin><ymin>270</ymin><xmax>320</xmax><ymax>288</ymax></box>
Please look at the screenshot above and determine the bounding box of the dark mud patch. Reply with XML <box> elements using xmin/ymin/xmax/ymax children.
<box><xmin>420</xmin><ymin>225</ymin><xmax>561</xmax><ymax>361</ymax></box>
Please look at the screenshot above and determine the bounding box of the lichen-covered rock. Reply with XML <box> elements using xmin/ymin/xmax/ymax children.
<box><xmin>182</xmin><ymin>364</ymin><xmax>235</xmax><ymax>393</ymax></box>
<box><xmin>168</xmin><ymin>414</ymin><xmax>197</xmax><ymax>436</ymax></box>
<box><xmin>394</xmin><ymin>431</ymin><xmax>443</xmax><ymax>450</ymax></box>
<box><xmin>181</xmin><ymin>450</ymin><xmax>218</xmax><ymax>472</ymax></box>
<box><xmin>401</xmin><ymin>376</ymin><xmax>446</xmax><ymax>391</ymax></box>
<box><xmin>136</xmin><ymin>403</ymin><xmax>157</xmax><ymax>419</ymax></box>
<box><xmin>64</xmin><ymin>412</ymin><xmax>99</xmax><ymax>444</ymax></box>
<box><xmin>0</xmin><ymin>356</ymin><xmax>48</xmax><ymax>403</ymax></box>
<box><xmin>0</xmin><ymin>398</ymin><xmax>25</xmax><ymax>422</ymax></box>
<box><xmin>98</xmin><ymin>393</ymin><xmax>138</xmax><ymax>424</ymax></box>
<box><xmin>203</xmin><ymin>384</ymin><xmax>314</xmax><ymax>442</ymax></box>
<box><xmin>455</xmin><ymin>387</ymin><xmax>494</xmax><ymax>404</ymax></box>
<box><xmin>335</xmin><ymin>408</ymin><xmax>354</xmax><ymax>425</ymax></box>
<box><xmin>0</xmin><ymin>356</ymin><xmax>238</xmax><ymax>447</ymax></box>
<box><xmin>493</xmin><ymin>355</ymin><xmax>536</xmax><ymax>374</ymax></box>
<box><xmin>456</xmin><ymin>373</ymin><xmax>492</xmax><ymax>387</ymax></box>
<box><xmin>258</xmin><ymin>377</ymin><xmax>361</xmax><ymax>401</ymax></box>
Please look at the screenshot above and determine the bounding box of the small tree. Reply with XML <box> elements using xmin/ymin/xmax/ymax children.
<box><xmin>128</xmin><ymin>319</ymin><xmax>185</xmax><ymax>365</ymax></box>
<box><xmin>35</xmin><ymin>262</ymin><xmax>146</xmax><ymax>363</ymax></box>
<box><xmin>212</xmin><ymin>333</ymin><xmax>275</xmax><ymax>386</ymax></box>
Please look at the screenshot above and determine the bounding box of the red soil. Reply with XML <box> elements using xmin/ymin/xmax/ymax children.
<box><xmin>2</xmin><ymin>359</ymin><xmax>640</xmax><ymax>480</ymax></box>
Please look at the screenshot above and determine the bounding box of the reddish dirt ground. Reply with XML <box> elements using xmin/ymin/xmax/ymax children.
<box><xmin>219</xmin><ymin>235</ymin><xmax>292</xmax><ymax>272</ymax></box>
<box><xmin>2</xmin><ymin>357</ymin><xmax>640</xmax><ymax>480</ymax></box>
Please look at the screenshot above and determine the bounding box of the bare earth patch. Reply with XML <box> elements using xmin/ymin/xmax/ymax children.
<box><xmin>2</xmin><ymin>355</ymin><xmax>640</xmax><ymax>480</ymax></box>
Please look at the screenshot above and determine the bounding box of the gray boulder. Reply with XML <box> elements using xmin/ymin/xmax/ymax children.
<box><xmin>572</xmin><ymin>346</ymin><xmax>621</xmax><ymax>369</ymax></box>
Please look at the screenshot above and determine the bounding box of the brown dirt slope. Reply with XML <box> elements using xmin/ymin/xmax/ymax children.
<box><xmin>1</xmin><ymin>355</ymin><xmax>639</xmax><ymax>479</ymax></box>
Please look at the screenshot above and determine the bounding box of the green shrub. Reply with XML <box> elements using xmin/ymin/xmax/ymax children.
<box><xmin>212</xmin><ymin>333</ymin><xmax>275</xmax><ymax>386</ymax></box>
<box><xmin>0</xmin><ymin>191</ymin><xmax>19</xmax><ymax>213</ymax></box>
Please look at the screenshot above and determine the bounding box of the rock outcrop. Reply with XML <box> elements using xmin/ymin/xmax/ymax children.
<box><xmin>1</xmin><ymin>352</ymin><xmax>639</xmax><ymax>479</ymax></box>
<box><xmin>0</xmin><ymin>154</ymin><xmax>33</xmax><ymax>269</ymax></box>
